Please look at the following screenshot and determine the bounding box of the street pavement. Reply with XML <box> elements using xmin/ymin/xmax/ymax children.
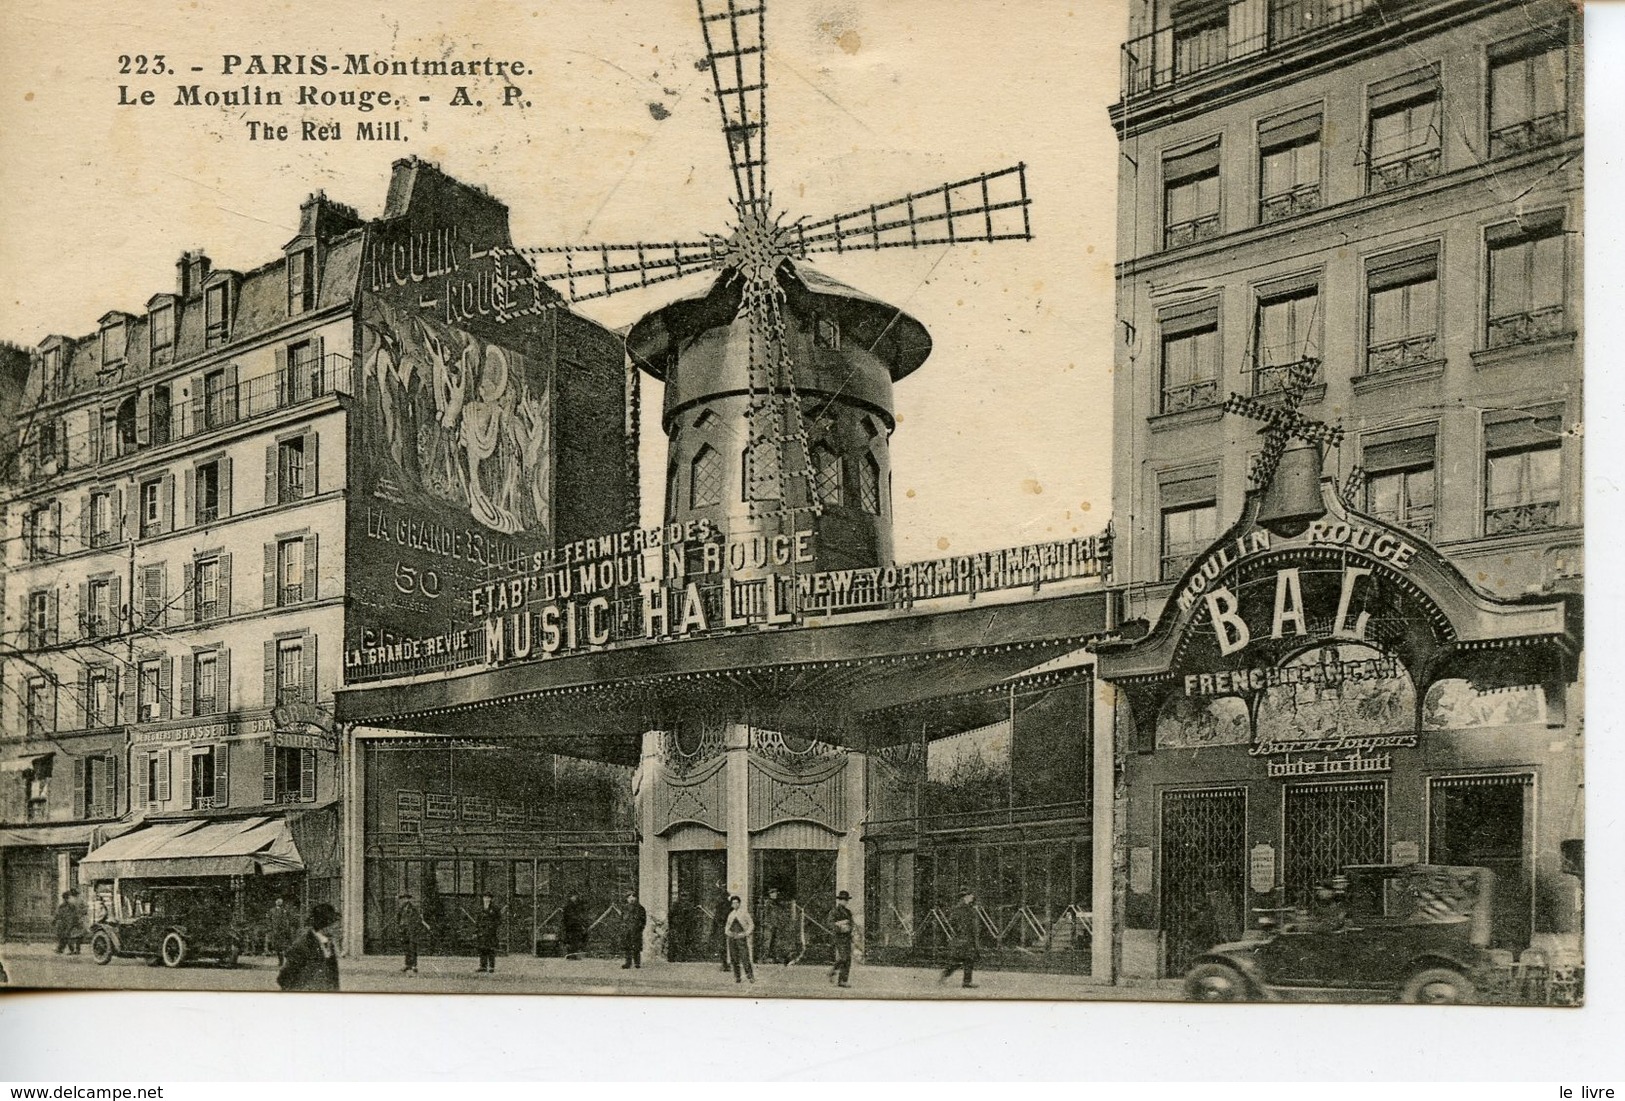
<box><xmin>0</xmin><ymin>941</ymin><xmax>1184</xmax><ymax>1001</ymax></box>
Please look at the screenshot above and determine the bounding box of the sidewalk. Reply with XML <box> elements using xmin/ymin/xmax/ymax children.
<box><xmin>0</xmin><ymin>939</ymin><xmax>1185</xmax><ymax>1001</ymax></box>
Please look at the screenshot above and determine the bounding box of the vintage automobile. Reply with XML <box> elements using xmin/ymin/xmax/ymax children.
<box><xmin>1183</xmin><ymin>863</ymin><xmax>1499</xmax><ymax>1004</ymax></box>
<box><xmin>88</xmin><ymin>884</ymin><xmax>244</xmax><ymax>969</ymax></box>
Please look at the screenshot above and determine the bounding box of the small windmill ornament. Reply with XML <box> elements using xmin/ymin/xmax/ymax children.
<box><xmin>1222</xmin><ymin>362</ymin><xmax>1344</xmax><ymax>533</ymax></box>
<box><xmin>494</xmin><ymin>0</ymin><xmax>1032</xmax><ymax>522</ymax></box>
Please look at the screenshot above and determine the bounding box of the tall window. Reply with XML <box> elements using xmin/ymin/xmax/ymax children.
<box><xmin>150</xmin><ymin>384</ymin><xmax>172</xmax><ymax>446</ymax></box>
<box><xmin>205</xmin><ymin>283</ymin><xmax>230</xmax><ymax>346</ymax></box>
<box><xmin>1258</xmin><ymin>109</ymin><xmax>1322</xmax><ymax>224</ymax></box>
<box><xmin>25</xmin><ymin>678</ymin><xmax>48</xmax><ymax>737</ymax></box>
<box><xmin>25</xmin><ymin>504</ymin><xmax>57</xmax><ymax>559</ymax></box>
<box><xmin>196</xmin><ymin>461</ymin><xmax>221</xmax><ymax>524</ymax></box>
<box><xmin>139</xmin><ymin>478</ymin><xmax>161</xmax><ymax>538</ymax></box>
<box><xmin>1484</xmin><ymin>414</ymin><xmax>1563</xmax><ymax>536</ymax></box>
<box><xmin>1159</xmin><ymin>308</ymin><xmax>1219</xmax><ymax>414</ymax></box>
<box><xmin>688</xmin><ymin>445</ymin><xmax>722</xmax><ymax>509</ymax></box>
<box><xmin>194</xmin><ymin>650</ymin><xmax>220</xmax><ymax>716</ymax></box>
<box><xmin>1253</xmin><ymin>284</ymin><xmax>1320</xmax><ymax>394</ymax></box>
<box><xmin>150</xmin><ymin>302</ymin><xmax>175</xmax><ymax>362</ymax></box>
<box><xmin>1367</xmin><ymin>69</ymin><xmax>1441</xmax><ymax>193</ymax></box>
<box><xmin>1163</xmin><ymin>141</ymin><xmax>1221</xmax><ymax>249</ymax></box>
<box><xmin>1366</xmin><ymin>246</ymin><xmax>1440</xmax><ymax>374</ymax></box>
<box><xmin>812</xmin><ymin>444</ymin><xmax>844</xmax><ymax>506</ymax></box>
<box><xmin>25</xmin><ymin>757</ymin><xmax>51</xmax><ymax>820</ymax></box>
<box><xmin>277</xmin><ymin>538</ymin><xmax>306</xmax><ymax>605</ymax></box>
<box><xmin>100</xmin><ymin>320</ymin><xmax>126</xmax><ymax>365</ymax></box>
<box><xmin>1489</xmin><ymin>33</ymin><xmax>1569</xmax><ymax>158</ymax></box>
<box><xmin>1486</xmin><ymin>217</ymin><xmax>1567</xmax><ymax>349</ymax></box>
<box><xmin>1363</xmin><ymin>434</ymin><xmax>1437</xmax><ymax>540</ymax></box>
<box><xmin>814</xmin><ymin>315</ymin><xmax>841</xmax><ymax>350</ymax></box>
<box><xmin>283</xmin><ymin>341</ymin><xmax>319</xmax><ymax>405</ymax></box>
<box><xmin>137</xmin><ymin>659</ymin><xmax>162</xmax><ymax>722</ymax></box>
<box><xmin>27</xmin><ymin>591</ymin><xmax>49</xmax><ymax>648</ymax></box>
<box><xmin>84</xmin><ymin>755</ymin><xmax>114</xmax><ymax>817</ymax></box>
<box><xmin>276</xmin><ymin>638</ymin><xmax>305</xmax><ymax>705</ymax></box>
<box><xmin>141</xmin><ymin>564</ymin><xmax>165</xmax><ymax>629</ymax></box>
<box><xmin>87</xmin><ymin>579</ymin><xmax>113</xmax><ymax>637</ymax></box>
<box><xmin>203</xmin><ymin>369</ymin><xmax>228</xmax><ymax>429</ymax></box>
<box><xmin>139</xmin><ymin>752</ymin><xmax>171</xmax><ymax>805</ymax></box>
<box><xmin>86</xmin><ymin>667</ymin><xmax>112</xmax><ymax>727</ymax></box>
<box><xmin>857</xmin><ymin>453</ymin><xmax>882</xmax><ymax>515</ymax></box>
<box><xmin>278</xmin><ymin>438</ymin><xmax>306</xmax><ymax>502</ymax></box>
<box><xmin>191</xmin><ymin>747</ymin><xmax>218</xmax><ymax>806</ymax></box>
<box><xmin>1160</xmin><ymin>501</ymin><xmax>1217</xmax><ymax>581</ymax></box>
<box><xmin>89</xmin><ymin>490</ymin><xmax>115</xmax><ymax>547</ymax></box>
<box><xmin>42</xmin><ymin>346</ymin><xmax>63</xmax><ymax>396</ymax></box>
<box><xmin>271</xmin><ymin>746</ymin><xmax>314</xmax><ymax>804</ymax></box>
<box><xmin>288</xmin><ymin>249</ymin><xmax>315</xmax><ymax>314</ymax></box>
<box><xmin>195</xmin><ymin>556</ymin><xmax>222</xmax><ymax>622</ymax></box>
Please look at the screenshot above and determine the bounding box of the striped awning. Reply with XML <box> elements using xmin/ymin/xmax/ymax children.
<box><xmin>77</xmin><ymin>816</ymin><xmax>304</xmax><ymax>881</ymax></box>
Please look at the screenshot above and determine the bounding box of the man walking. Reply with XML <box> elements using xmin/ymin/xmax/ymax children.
<box><xmin>54</xmin><ymin>890</ymin><xmax>80</xmax><ymax>955</ymax></box>
<box><xmin>710</xmin><ymin>878</ymin><xmax>732</xmax><ymax>971</ymax></box>
<box><xmin>619</xmin><ymin>890</ymin><xmax>648</xmax><ymax>969</ymax></box>
<box><xmin>473</xmin><ymin>891</ymin><xmax>503</xmax><ymax>974</ymax></box>
<box><xmin>560</xmin><ymin>892</ymin><xmax>590</xmax><ymax>959</ymax></box>
<box><xmin>265</xmin><ymin>897</ymin><xmax>298</xmax><ymax>965</ymax></box>
<box><xmin>276</xmin><ymin>903</ymin><xmax>341</xmax><ymax>992</ymax></box>
<box><xmin>827</xmin><ymin>889</ymin><xmax>855</xmax><ymax>988</ymax></box>
<box><xmin>397</xmin><ymin>889</ymin><xmax>430</xmax><ymax>974</ymax></box>
<box><xmin>758</xmin><ymin>887</ymin><xmax>793</xmax><ymax>965</ymax></box>
<box><xmin>939</xmin><ymin>888</ymin><xmax>982</xmax><ymax>989</ymax></box>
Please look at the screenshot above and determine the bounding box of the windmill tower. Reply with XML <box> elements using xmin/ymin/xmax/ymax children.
<box><xmin>501</xmin><ymin>0</ymin><xmax>1032</xmax><ymax>577</ymax></box>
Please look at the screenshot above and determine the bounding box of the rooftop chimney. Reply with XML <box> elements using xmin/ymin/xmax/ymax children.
<box><xmin>177</xmin><ymin>250</ymin><xmax>211</xmax><ymax>298</ymax></box>
<box><xmin>298</xmin><ymin>189</ymin><xmax>363</xmax><ymax>241</ymax></box>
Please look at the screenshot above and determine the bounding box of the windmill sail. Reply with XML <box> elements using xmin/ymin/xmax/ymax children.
<box><xmin>797</xmin><ymin>165</ymin><xmax>1032</xmax><ymax>253</ymax></box>
<box><xmin>698</xmin><ymin>0</ymin><xmax>770</xmax><ymax>213</ymax></box>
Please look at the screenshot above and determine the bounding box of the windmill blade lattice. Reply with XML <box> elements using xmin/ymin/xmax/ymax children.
<box><xmin>698</xmin><ymin>0</ymin><xmax>770</xmax><ymax>213</ymax></box>
<box><xmin>797</xmin><ymin>165</ymin><xmax>1032</xmax><ymax>254</ymax></box>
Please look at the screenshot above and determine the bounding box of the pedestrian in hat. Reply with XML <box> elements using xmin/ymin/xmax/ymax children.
<box><xmin>758</xmin><ymin>887</ymin><xmax>793</xmax><ymax>966</ymax></box>
<box><xmin>619</xmin><ymin>890</ymin><xmax>648</xmax><ymax>969</ymax></box>
<box><xmin>277</xmin><ymin>903</ymin><xmax>341</xmax><ymax>992</ymax></box>
<box><xmin>560</xmin><ymin>891</ymin><xmax>590</xmax><ymax>959</ymax></box>
<box><xmin>54</xmin><ymin>890</ymin><xmax>82</xmax><ymax>955</ymax></box>
<box><xmin>264</xmin><ymin>896</ymin><xmax>298</xmax><ymax>965</ymax></box>
<box><xmin>397</xmin><ymin>889</ymin><xmax>430</xmax><ymax>974</ymax></box>
<box><xmin>473</xmin><ymin>891</ymin><xmax>503</xmax><ymax>973</ymax></box>
<box><xmin>827</xmin><ymin>890</ymin><xmax>856</xmax><ymax>988</ymax></box>
<box><xmin>938</xmin><ymin>889</ymin><xmax>981</xmax><ymax>989</ymax></box>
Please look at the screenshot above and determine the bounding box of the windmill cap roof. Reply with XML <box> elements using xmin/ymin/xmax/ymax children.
<box><xmin>627</xmin><ymin>259</ymin><xmax>932</xmax><ymax>381</ymax></box>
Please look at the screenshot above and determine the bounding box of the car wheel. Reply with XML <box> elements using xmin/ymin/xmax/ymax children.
<box><xmin>1184</xmin><ymin>962</ymin><xmax>1253</xmax><ymax>1002</ymax></box>
<box><xmin>90</xmin><ymin>931</ymin><xmax>114</xmax><ymax>965</ymax></box>
<box><xmin>1401</xmin><ymin>967</ymin><xmax>1476</xmax><ymax>1005</ymax></box>
<box><xmin>160</xmin><ymin>931</ymin><xmax>188</xmax><ymax>969</ymax></box>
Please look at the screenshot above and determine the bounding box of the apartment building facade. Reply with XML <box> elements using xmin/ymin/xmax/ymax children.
<box><xmin>0</xmin><ymin>159</ymin><xmax>633</xmax><ymax>941</ymax></box>
<box><xmin>1100</xmin><ymin>0</ymin><xmax>1584</xmax><ymax>981</ymax></box>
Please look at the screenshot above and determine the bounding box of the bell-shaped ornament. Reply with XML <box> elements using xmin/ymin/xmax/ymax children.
<box><xmin>1256</xmin><ymin>438</ymin><xmax>1327</xmax><ymax>537</ymax></box>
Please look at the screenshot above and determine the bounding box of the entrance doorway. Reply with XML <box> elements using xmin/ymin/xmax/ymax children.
<box><xmin>1429</xmin><ymin>774</ymin><xmax>1532</xmax><ymax>949</ymax></box>
<box><xmin>1282</xmin><ymin>780</ymin><xmax>1387</xmax><ymax>908</ymax></box>
<box><xmin>2</xmin><ymin>849</ymin><xmax>56</xmax><ymax>940</ymax></box>
<box><xmin>1160</xmin><ymin>788</ymin><xmax>1246</xmax><ymax>978</ymax></box>
<box><xmin>667</xmin><ymin>850</ymin><xmax>726</xmax><ymax>962</ymax></box>
<box><xmin>752</xmin><ymin>849</ymin><xmax>838</xmax><ymax>964</ymax></box>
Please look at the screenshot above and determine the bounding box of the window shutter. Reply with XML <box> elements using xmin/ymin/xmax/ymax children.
<box><xmin>135</xmin><ymin>390</ymin><xmax>152</xmax><ymax>447</ymax></box>
<box><xmin>1486</xmin><ymin>412</ymin><xmax>1564</xmax><ymax>452</ymax></box>
<box><xmin>179</xmin><ymin>652</ymin><xmax>194</xmax><ymax>718</ymax></box>
<box><xmin>223</xmin><ymin>363</ymin><xmax>239</xmax><ymax>423</ymax></box>
<box><xmin>1362</xmin><ymin>431</ymin><xmax>1437</xmax><ymax>472</ymax></box>
<box><xmin>79</xmin><ymin>495</ymin><xmax>91</xmax><ymax>551</ymax></box>
<box><xmin>304</xmin><ymin>533</ymin><xmax>319</xmax><ymax>601</ymax></box>
<box><xmin>264</xmin><ymin>742</ymin><xmax>277</xmax><ymax>804</ymax></box>
<box><xmin>109</xmin><ymin>576</ymin><xmax>123</xmax><ymax>634</ymax></box>
<box><xmin>218</xmin><ymin>552</ymin><xmax>233</xmax><ymax>617</ymax></box>
<box><xmin>264</xmin><ymin>542</ymin><xmax>278</xmax><ymax>609</ymax></box>
<box><xmin>218</xmin><ymin>456</ymin><xmax>233</xmax><ymax>518</ymax></box>
<box><xmin>49</xmin><ymin>501</ymin><xmax>62</xmax><ymax>555</ymax></box>
<box><xmin>300</xmin><ymin>748</ymin><xmax>316</xmax><ymax>802</ymax></box>
<box><xmin>72</xmin><ymin>757</ymin><xmax>85</xmax><ymax>818</ymax></box>
<box><xmin>133</xmin><ymin>754</ymin><xmax>147</xmax><ymax>810</ymax></box>
<box><xmin>1159</xmin><ymin>298</ymin><xmax>1221</xmax><ymax>337</ymax></box>
<box><xmin>306</xmin><ymin>431</ymin><xmax>320</xmax><ymax>497</ymax></box>
<box><xmin>312</xmin><ymin>336</ymin><xmax>326</xmax><ymax>379</ymax></box>
<box><xmin>112</xmin><ymin>487</ymin><xmax>125</xmax><ymax>542</ymax></box>
<box><xmin>107</xmin><ymin>754</ymin><xmax>119</xmax><ymax>817</ymax></box>
<box><xmin>180</xmin><ymin>752</ymin><xmax>193</xmax><ymax>809</ymax></box>
<box><xmin>159</xmin><ymin>657</ymin><xmax>173</xmax><ymax>720</ymax></box>
<box><xmin>1370</xmin><ymin>64</ymin><xmax>1440</xmax><ymax>113</ymax></box>
<box><xmin>183</xmin><ymin>467</ymin><xmax>194</xmax><ymax>528</ymax></box>
<box><xmin>160</xmin><ymin>474</ymin><xmax>175</xmax><ymax>535</ymax></box>
<box><xmin>90</xmin><ymin>759</ymin><xmax>106</xmax><ymax>817</ymax></box>
<box><xmin>1368</xmin><ymin>243</ymin><xmax>1439</xmax><ymax>292</ymax></box>
<box><xmin>45</xmin><ymin>678</ymin><xmax>57</xmax><ymax>732</ymax></box>
<box><xmin>303</xmin><ymin>634</ymin><xmax>318</xmax><ymax>704</ymax></box>
<box><xmin>157</xmin><ymin>749</ymin><xmax>171</xmax><ymax>803</ymax></box>
<box><xmin>214</xmin><ymin>743</ymin><xmax>230</xmax><ymax>808</ymax></box>
<box><xmin>78</xmin><ymin>581</ymin><xmax>89</xmax><ymax>637</ymax></box>
<box><xmin>80</xmin><ymin>668</ymin><xmax>91</xmax><ymax>728</ymax></box>
<box><xmin>117</xmin><ymin>664</ymin><xmax>133</xmax><ymax>726</ymax></box>
<box><xmin>264</xmin><ymin>638</ymin><xmax>277</xmax><ymax>708</ymax></box>
<box><xmin>265</xmin><ymin>443</ymin><xmax>278</xmax><ymax>505</ymax></box>
<box><xmin>1161</xmin><ymin>469</ymin><xmax>1218</xmax><ymax>509</ymax></box>
<box><xmin>47</xmin><ymin>589</ymin><xmax>59</xmax><ymax>645</ymax></box>
<box><xmin>219</xmin><ymin>646</ymin><xmax>231</xmax><ymax>712</ymax></box>
<box><xmin>182</xmin><ymin>562</ymin><xmax>195</xmax><ymax>623</ymax></box>
<box><xmin>1259</xmin><ymin>105</ymin><xmax>1322</xmax><ymax>149</ymax></box>
<box><xmin>274</xmin><ymin>348</ymin><xmax>289</xmax><ymax>405</ymax></box>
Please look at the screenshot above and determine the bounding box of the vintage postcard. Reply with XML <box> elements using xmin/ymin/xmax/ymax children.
<box><xmin>0</xmin><ymin>0</ymin><xmax>1584</xmax><ymax>1012</ymax></box>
